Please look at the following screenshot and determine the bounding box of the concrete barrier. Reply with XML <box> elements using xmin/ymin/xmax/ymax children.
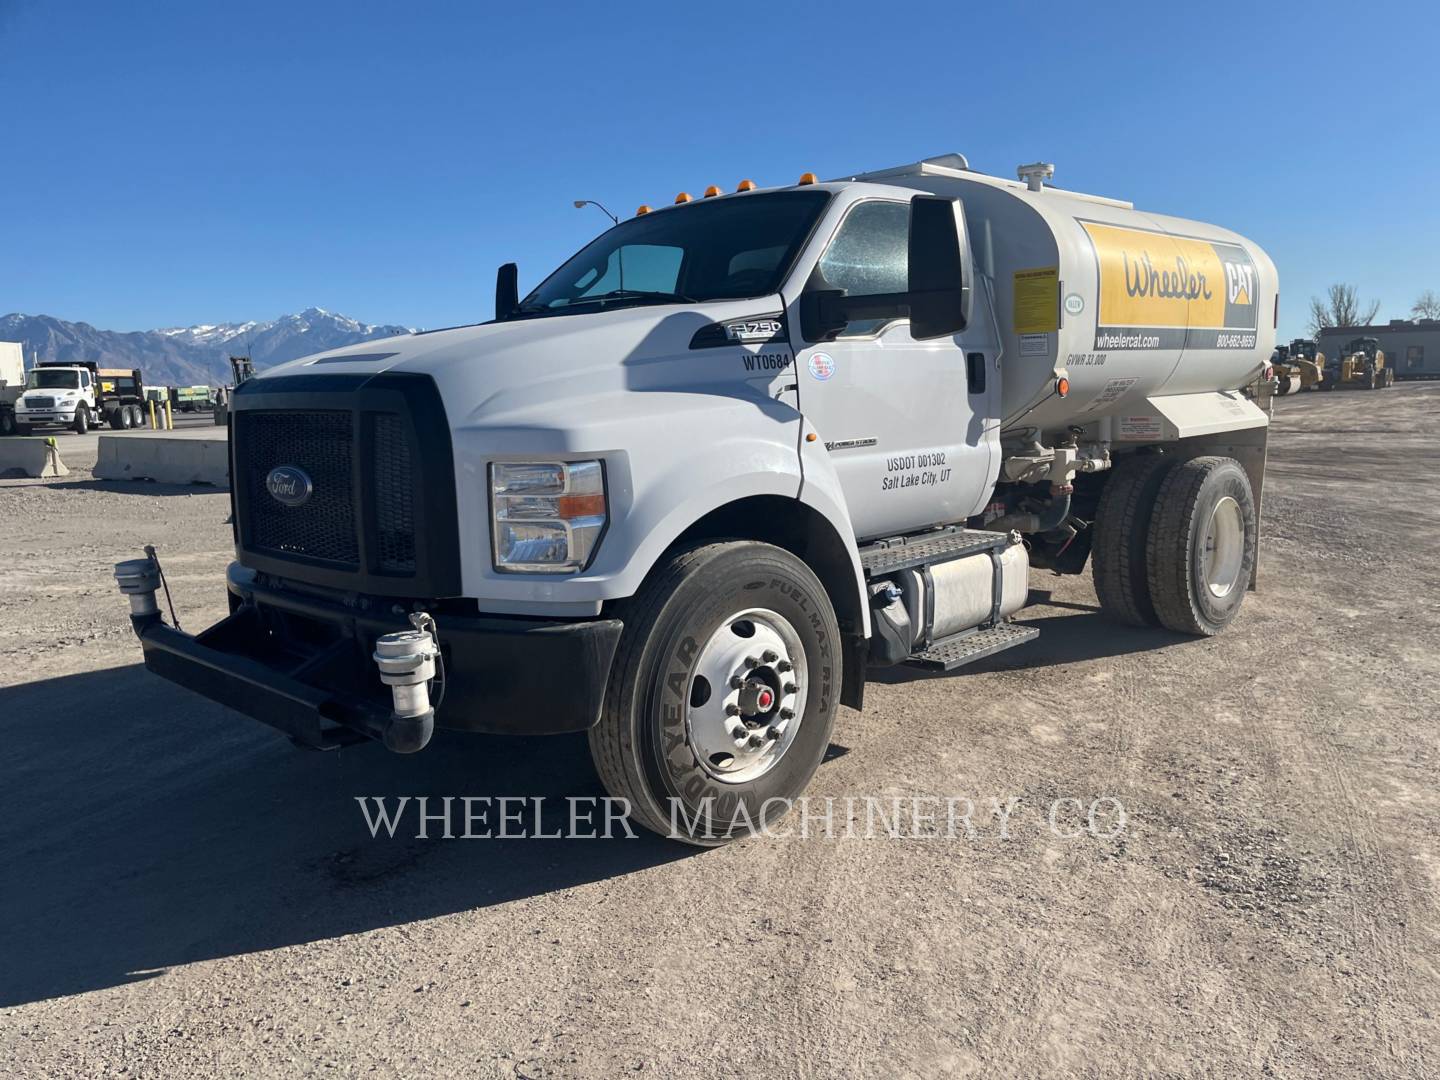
<box><xmin>93</xmin><ymin>434</ymin><xmax>229</xmax><ymax>487</ymax></box>
<box><xmin>0</xmin><ymin>437</ymin><xmax>70</xmax><ymax>478</ymax></box>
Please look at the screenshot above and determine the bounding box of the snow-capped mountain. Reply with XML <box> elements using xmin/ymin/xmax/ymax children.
<box><xmin>0</xmin><ymin>308</ymin><xmax>415</xmax><ymax>386</ymax></box>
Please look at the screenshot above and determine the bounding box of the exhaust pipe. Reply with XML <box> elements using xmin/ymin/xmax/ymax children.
<box><xmin>373</xmin><ymin>625</ymin><xmax>439</xmax><ymax>754</ymax></box>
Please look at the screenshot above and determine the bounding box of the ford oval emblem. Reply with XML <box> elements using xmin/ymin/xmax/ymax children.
<box><xmin>265</xmin><ymin>465</ymin><xmax>313</xmax><ymax>507</ymax></box>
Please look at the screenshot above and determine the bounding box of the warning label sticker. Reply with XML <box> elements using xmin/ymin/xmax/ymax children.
<box><xmin>1013</xmin><ymin>266</ymin><xmax>1059</xmax><ymax>335</ymax></box>
<box><xmin>1117</xmin><ymin>415</ymin><xmax>1164</xmax><ymax>441</ymax></box>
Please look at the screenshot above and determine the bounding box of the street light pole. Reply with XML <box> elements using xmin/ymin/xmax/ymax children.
<box><xmin>573</xmin><ymin>199</ymin><xmax>619</xmax><ymax>225</ymax></box>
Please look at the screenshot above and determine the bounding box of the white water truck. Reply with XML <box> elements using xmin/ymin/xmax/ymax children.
<box><xmin>115</xmin><ymin>154</ymin><xmax>1277</xmax><ymax>843</ymax></box>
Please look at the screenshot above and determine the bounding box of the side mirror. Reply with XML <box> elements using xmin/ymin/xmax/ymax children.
<box><xmin>907</xmin><ymin>195</ymin><xmax>972</xmax><ymax>340</ymax></box>
<box><xmin>799</xmin><ymin>289</ymin><xmax>849</xmax><ymax>343</ymax></box>
<box><xmin>495</xmin><ymin>262</ymin><xmax>519</xmax><ymax>321</ymax></box>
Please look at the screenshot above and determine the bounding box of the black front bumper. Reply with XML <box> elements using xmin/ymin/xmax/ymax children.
<box><xmin>135</xmin><ymin>574</ymin><xmax>622</xmax><ymax>750</ymax></box>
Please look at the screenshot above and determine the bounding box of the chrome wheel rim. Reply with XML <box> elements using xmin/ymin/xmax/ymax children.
<box><xmin>685</xmin><ymin>607</ymin><xmax>807</xmax><ymax>785</ymax></box>
<box><xmin>1203</xmin><ymin>496</ymin><xmax>1245</xmax><ymax>599</ymax></box>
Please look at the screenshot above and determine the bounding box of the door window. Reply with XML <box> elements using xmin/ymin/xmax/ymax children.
<box><xmin>815</xmin><ymin>201</ymin><xmax>909</xmax><ymax>337</ymax></box>
<box><xmin>1407</xmin><ymin>345</ymin><xmax>1424</xmax><ymax>370</ymax></box>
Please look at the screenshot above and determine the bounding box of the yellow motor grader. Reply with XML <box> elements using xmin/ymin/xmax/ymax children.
<box><xmin>1324</xmin><ymin>336</ymin><xmax>1393</xmax><ymax>390</ymax></box>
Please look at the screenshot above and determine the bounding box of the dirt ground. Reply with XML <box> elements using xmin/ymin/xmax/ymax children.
<box><xmin>2</xmin><ymin>385</ymin><xmax>1437</xmax><ymax>1079</ymax></box>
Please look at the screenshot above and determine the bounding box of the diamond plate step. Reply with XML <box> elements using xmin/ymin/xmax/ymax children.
<box><xmin>906</xmin><ymin>622</ymin><xmax>1039</xmax><ymax>671</ymax></box>
<box><xmin>858</xmin><ymin>527</ymin><xmax>1011</xmax><ymax>577</ymax></box>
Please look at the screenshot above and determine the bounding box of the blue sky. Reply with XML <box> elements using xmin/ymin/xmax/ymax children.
<box><xmin>2</xmin><ymin>0</ymin><xmax>1436</xmax><ymax>341</ymax></box>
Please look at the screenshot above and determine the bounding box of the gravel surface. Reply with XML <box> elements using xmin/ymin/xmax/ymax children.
<box><xmin>2</xmin><ymin>384</ymin><xmax>1437</xmax><ymax>1078</ymax></box>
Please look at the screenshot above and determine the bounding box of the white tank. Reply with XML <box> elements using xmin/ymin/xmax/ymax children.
<box><xmin>868</xmin><ymin>161</ymin><xmax>1278</xmax><ymax>436</ymax></box>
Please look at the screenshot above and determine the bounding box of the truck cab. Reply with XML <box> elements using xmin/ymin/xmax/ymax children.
<box><xmin>116</xmin><ymin>155</ymin><xmax>1276</xmax><ymax>843</ymax></box>
<box><xmin>16</xmin><ymin>365</ymin><xmax>96</xmax><ymax>434</ymax></box>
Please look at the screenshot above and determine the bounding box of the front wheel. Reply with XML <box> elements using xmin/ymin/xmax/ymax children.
<box><xmin>589</xmin><ymin>541</ymin><xmax>842</xmax><ymax>845</ymax></box>
<box><xmin>73</xmin><ymin>407</ymin><xmax>89</xmax><ymax>434</ymax></box>
<box><xmin>0</xmin><ymin>411</ymin><xmax>15</xmax><ymax>437</ymax></box>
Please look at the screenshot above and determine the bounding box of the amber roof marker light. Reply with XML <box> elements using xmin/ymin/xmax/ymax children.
<box><xmin>674</xmin><ymin>192</ymin><xmax>692</xmax><ymax>204</ymax></box>
<box><xmin>797</xmin><ymin>172</ymin><xmax>818</xmax><ymax>185</ymax></box>
<box><xmin>736</xmin><ymin>179</ymin><xmax>757</xmax><ymax>192</ymax></box>
<box><xmin>703</xmin><ymin>185</ymin><xmax>722</xmax><ymax>198</ymax></box>
<box><xmin>635</xmin><ymin>205</ymin><xmax>652</xmax><ymax>216</ymax></box>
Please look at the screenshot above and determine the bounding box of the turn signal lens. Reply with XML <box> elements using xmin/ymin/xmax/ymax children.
<box><xmin>736</xmin><ymin>179</ymin><xmax>756</xmax><ymax>192</ymax></box>
<box><xmin>797</xmin><ymin>172</ymin><xmax>817</xmax><ymax>185</ymax></box>
<box><xmin>1056</xmin><ymin>377</ymin><xmax>1070</xmax><ymax>397</ymax></box>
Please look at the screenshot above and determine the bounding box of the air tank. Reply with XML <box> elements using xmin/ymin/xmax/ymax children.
<box><xmin>887</xmin><ymin>164</ymin><xmax>1278</xmax><ymax>437</ymax></box>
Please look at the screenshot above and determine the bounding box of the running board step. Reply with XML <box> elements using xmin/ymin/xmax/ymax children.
<box><xmin>859</xmin><ymin>527</ymin><xmax>1012</xmax><ymax>578</ymax></box>
<box><xmin>907</xmin><ymin>622</ymin><xmax>1039</xmax><ymax>671</ymax></box>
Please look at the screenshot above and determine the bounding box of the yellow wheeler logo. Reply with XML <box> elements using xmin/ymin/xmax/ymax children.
<box><xmin>1080</xmin><ymin>221</ymin><xmax>1258</xmax><ymax>351</ymax></box>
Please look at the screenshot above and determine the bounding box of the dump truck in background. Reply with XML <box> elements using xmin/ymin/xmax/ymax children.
<box><xmin>16</xmin><ymin>361</ymin><xmax>148</xmax><ymax>433</ymax></box>
<box><xmin>0</xmin><ymin>342</ymin><xmax>24</xmax><ymax>436</ymax></box>
<box><xmin>115</xmin><ymin>153</ymin><xmax>1277</xmax><ymax>844</ymax></box>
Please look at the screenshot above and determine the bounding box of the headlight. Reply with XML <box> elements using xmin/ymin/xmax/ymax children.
<box><xmin>490</xmin><ymin>460</ymin><xmax>607</xmax><ymax>573</ymax></box>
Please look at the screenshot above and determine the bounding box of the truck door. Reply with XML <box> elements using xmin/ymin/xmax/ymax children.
<box><xmin>784</xmin><ymin>198</ymin><xmax>997</xmax><ymax>542</ymax></box>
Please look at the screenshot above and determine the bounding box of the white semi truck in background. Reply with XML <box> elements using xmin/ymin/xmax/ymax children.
<box><xmin>115</xmin><ymin>154</ymin><xmax>1277</xmax><ymax>844</ymax></box>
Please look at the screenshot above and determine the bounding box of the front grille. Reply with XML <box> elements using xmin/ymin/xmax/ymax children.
<box><xmin>27</xmin><ymin>397</ymin><xmax>56</xmax><ymax>409</ymax></box>
<box><xmin>240</xmin><ymin>410</ymin><xmax>360</xmax><ymax>568</ymax></box>
<box><xmin>372</xmin><ymin>414</ymin><xmax>416</xmax><ymax>573</ymax></box>
<box><xmin>230</xmin><ymin>373</ymin><xmax>458</xmax><ymax>597</ymax></box>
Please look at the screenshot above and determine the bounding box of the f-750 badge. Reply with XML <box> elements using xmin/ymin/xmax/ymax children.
<box><xmin>725</xmin><ymin>319</ymin><xmax>784</xmax><ymax>342</ymax></box>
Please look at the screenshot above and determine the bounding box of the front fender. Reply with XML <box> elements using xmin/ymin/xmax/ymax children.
<box><xmin>452</xmin><ymin>393</ymin><xmax>865</xmax><ymax>630</ymax></box>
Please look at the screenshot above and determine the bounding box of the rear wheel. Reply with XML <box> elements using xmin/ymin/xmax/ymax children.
<box><xmin>1091</xmin><ymin>453</ymin><xmax>1175</xmax><ymax>627</ymax></box>
<box><xmin>0</xmin><ymin>411</ymin><xmax>14</xmax><ymax>437</ymax></box>
<box><xmin>589</xmin><ymin>541</ymin><xmax>841</xmax><ymax>845</ymax></box>
<box><xmin>108</xmin><ymin>408</ymin><xmax>125</xmax><ymax>430</ymax></box>
<box><xmin>1145</xmin><ymin>457</ymin><xmax>1256</xmax><ymax>636</ymax></box>
<box><xmin>129</xmin><ymin>404</ymin><xmax>145</xmax><ymax>427</ymax></box>
<box><xmin>1276</xmin><ymin>375</ymin><xmax>1292</xmax><ymax>395</ymax></box>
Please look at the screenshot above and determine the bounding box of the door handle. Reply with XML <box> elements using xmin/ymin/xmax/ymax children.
<box><xmin>966</xmin><ymin>352</ymin><xmax>986</xmax><ymax>395</ymax></box>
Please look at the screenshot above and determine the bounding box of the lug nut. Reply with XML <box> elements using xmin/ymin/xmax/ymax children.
<box><xmin>783</xmin><ymin>683</ymin><xmax>797</xmax><ymax>695</ymax></box>
<box><xmin>766</xmin><ymin>726</ymin><xmax>781</xmax><ymax>740</ymax></box>
<box><xmin>745</xmin><ymin>655</ymin><xmax>761</xmax><ymax>668</ymax></box>
<box><xmin>730</xmin><ymin>675</ymin><xmax>745</xmax><ymax>689</ymax></box>
<box><xmin>779</xmin><ymin>708</ymin><xmax>794</xmax><ymax>720</ymax></box>
<box><xmin>761</xmin><ymin>650</ymin><xmax>779</xmax><ymax>663</ymax></box>
<box><xmin>747</xmin><ymin>733</ymin><xmax>765</xmax><ymax>748</ymax></box>
<box><xmin>725</xmin><ymin>704</ymin><xmax>741</xmax><ymax>716</ymax></box>
<box><xmin>776</xmin><ymin>660</ymin><xmax>792</xmax><ymax>673</ymax></box>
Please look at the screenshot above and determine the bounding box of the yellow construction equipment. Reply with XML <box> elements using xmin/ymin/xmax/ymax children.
<box><xmin>1324</xmin><ymin>336</ymin><xmax>1394</xmax><ymax>390</ymax></box>
<box><xmin>1271</xmin><ymin>338</ymin><xmax>1327</xmax><ymax>394</ymax></box>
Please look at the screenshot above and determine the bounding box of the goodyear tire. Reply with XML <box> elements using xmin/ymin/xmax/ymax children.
<box><xmin>1091</xmin><ymin>453</ymin><xmax>1175</xmax><ymax>627</ymax></box>
<box><xmin>1145</xmin><ymin>457</ymin><xmax>1256</xmax><ymax>636</ymax></box>
<box><xmin>589</xmin><ymin>541</ymin><xmax>841</xmax><ymax>846</ymax></box>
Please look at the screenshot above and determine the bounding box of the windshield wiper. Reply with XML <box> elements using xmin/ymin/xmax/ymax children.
<box><xmin>520</xmin><ymin>289</ymin><xmax>699</xmax><ymax>315</ymax></box>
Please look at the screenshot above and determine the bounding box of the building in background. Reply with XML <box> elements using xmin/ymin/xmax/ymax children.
<box><xmin>1318</xmin><ymin>320</ymin><xmax>1440</xmax><ymax>380</ymax></box>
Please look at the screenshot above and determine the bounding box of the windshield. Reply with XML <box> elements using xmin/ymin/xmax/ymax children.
<box><xmin>27</xmin><ymin>369</ymin><xmax>81</xmax><ymax>389</ymax></box>
<box><xmin>520</xmin><ymin>191</ymin><xmax>830</xmax><ymax>315</ymax></box>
